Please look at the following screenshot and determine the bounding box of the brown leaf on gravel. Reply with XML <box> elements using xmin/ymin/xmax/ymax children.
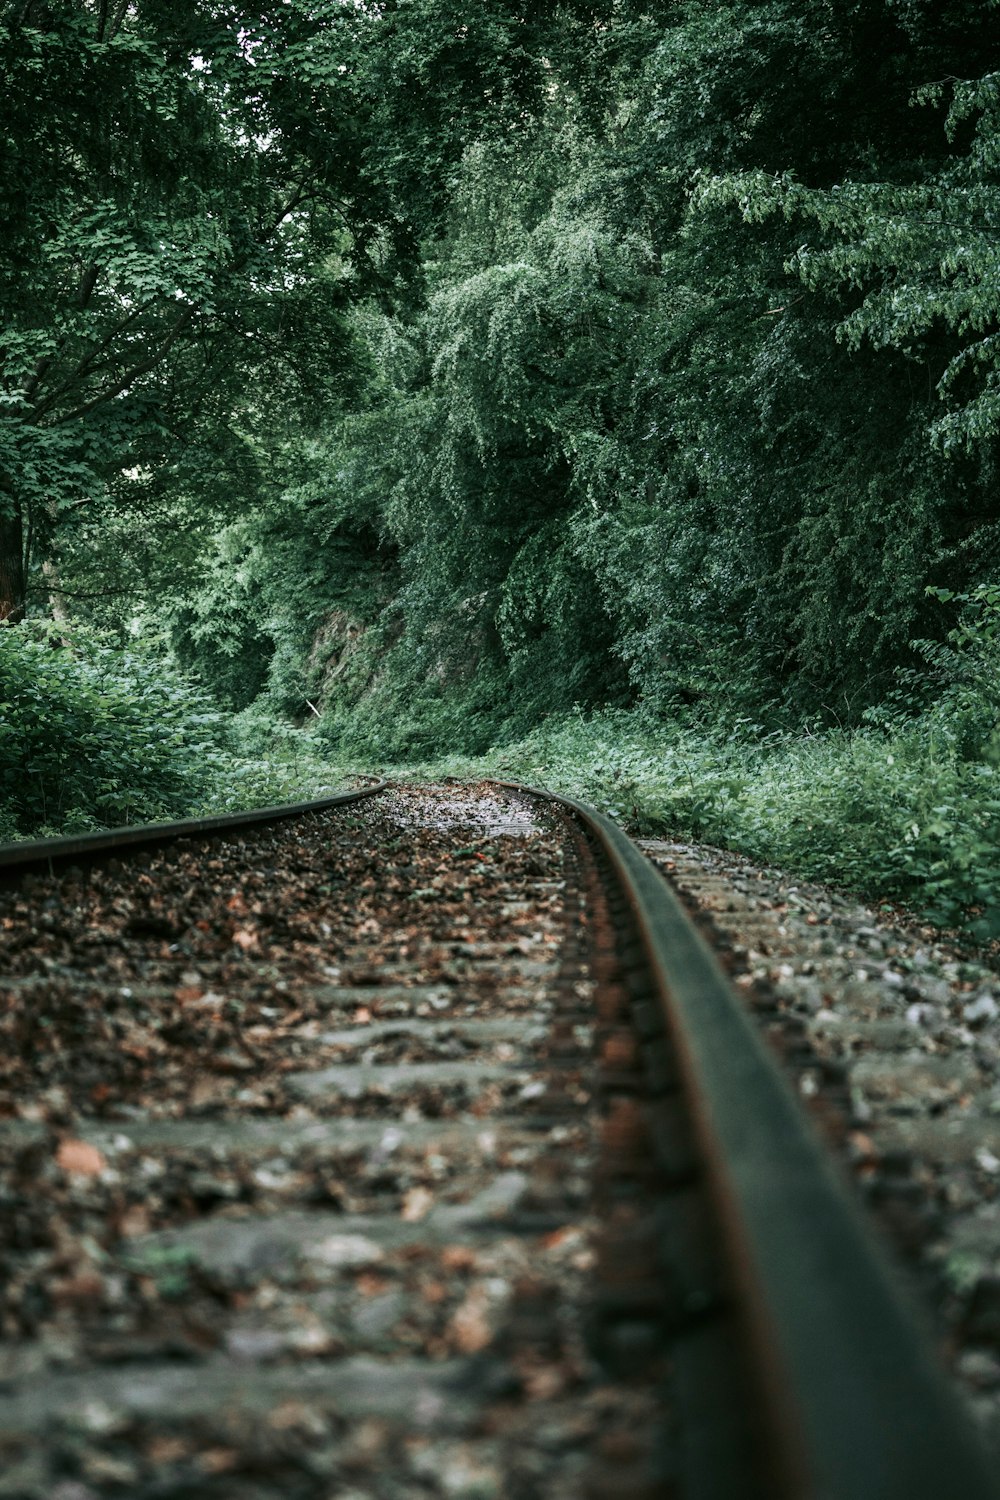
<box><xmin>117</xmin><ymin>1203</ymin><xmax>151</xmax><ymax>1238</ymax></box>
<box><xmin>848</xmin><ymin>1131</ymin><xmax>877</xmax><ymax>1163</ymax></box>
<box><xmin>401</xmin><ymin>1186</ymin><xmax>434</xmax><ymax>1222</ymax></box>
<box><xmin>56</xmin><ymin>1139</ymin><xmax>106</xmax><ymax>1176</ymax></box>
<box><xmin>522</xmin><ymin>1362</ymin><xmax>570</xmax><ymax>1401</ymax></box>
<box><xmin>540</xmin><ymin>1226</ymin><xmax>577</xmax><ymax>1251</ymax></box>
<box><xmin>355</xmin><ymin>1273</ymin><xmax>390</xmax><ymax>1298</ymax></box>
<box><xmin>145</xmin><ymin>1436</ymin><xmax>191</xmax><ymax>1465</ymax></box>
<box><xmin>447</xmin><ymin>1288</ymin><xmax>493</xmax><ymax>1353</ymax></box>
<box><xmin>211</xmin><ymin>1049</ymin><xmax>255</xmax><ymax>1074</ymax></box>
<box><xmin>189</xmin><ymin>1076</ymin><xmax>231</xmax><ymax>1108</ymax></box>
<box><xmin>199</xmin><ymin>1448</ymin><xmax>240</xmax><ymax>1475</ymax></box>
<box><xmin>268</xmin><ymin>1399</ymin><xmax>327</xmax><ymax>1434</ymax></box>
<box><xmin>52</xmin><ymin>1269</ymin><xmax>105</xmax><ymax>1304</ymax></box>
<box><xmin>440</xmin><ymin>1246</ymin><xmax>478</xmax><ymax>1272</ymax></box>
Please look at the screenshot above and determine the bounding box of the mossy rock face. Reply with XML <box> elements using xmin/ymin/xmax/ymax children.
<box><xmin>308</xmin><ymin>609</ymin><xmax>373</xmax><ymax>709</ymax></box>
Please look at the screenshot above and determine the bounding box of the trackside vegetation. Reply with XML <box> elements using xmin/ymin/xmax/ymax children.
<box><xmin>3</xmin><ymin>1</ymin><xmax>1000</xmax><ymax>933</ymax></box>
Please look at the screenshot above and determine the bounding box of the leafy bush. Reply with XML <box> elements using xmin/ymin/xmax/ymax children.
<box><xmin>213</xmin><ymin>704</ymin><xmax>373</xmax><ymax>810</ymax></box>
<box><xmin>0</xmin><ymin>623</ymin><xmax>229</xmax><ymax>835</ymax></box>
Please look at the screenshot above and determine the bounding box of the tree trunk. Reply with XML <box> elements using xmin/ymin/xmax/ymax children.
<box><xmin>42</xmin><ymin>559</ymin><xmax>70</xmax><ymax>625</ymax></box>
<box><xmin>0</xmin><ymin>502</ymin><xmax>26</xmax><ymax>623</ymax></box>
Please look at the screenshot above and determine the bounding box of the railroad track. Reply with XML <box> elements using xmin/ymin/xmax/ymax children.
<box><xmin>0</xmin><ymin>781</ymin><xmax>994</xmax><ymax>1499</ymax></box>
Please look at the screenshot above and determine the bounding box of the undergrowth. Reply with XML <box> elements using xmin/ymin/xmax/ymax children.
<box><xmin>336</xmin><ymin>584</ymin><xmax>1000</xmax><ymax>937</ymax></box>
<box><xmin>0</xmin><ymin>623</ymin><xmax>231</xmax><ymax>837</ymax></box>
<box><xmin>225</xmin><ymin>695</ymin><xmax>998</xmax><ymax>938</ymax></box>
<box><xmin>7</xmin><ymin>589</ymin><xmax>1000</xmax><ymax>940</ymax></box>
<box><xmin>0</xmin><ymin>628</ymin><xmax>374</xmax><ymax>842</ymax></box>
<box><xmin>238</xmin><ymin>598</ymin><xmax>1000</xmax><ymax>938</ymax></box>
<box><xmin>414</xmin><ymin>709</ymin><xmax>1000</xmax><ymax>937</ymax></box>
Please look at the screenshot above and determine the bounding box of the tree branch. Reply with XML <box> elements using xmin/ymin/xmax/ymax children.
<box><xmin>21</xmin><ymin>265</ymin><xmax>105</xmax><ymax>405</ymax></box>
<box><xmin>25</xmin><ymin>582</ymin><xmax>134</xmax><ymax>600</ymax></box>
<box><xmin>30</xmin><ymin>299</ymin><xmax>162</xmax><ymax>418</ymax></box>
<box><xmin>51</xmin><ymin>309</ymin><xmax>195</xmax><ymax>426</ymax></box>
<box><xmin>78</xmin><ymin>263</ymin><xmax>101</xmax><ymax>309</ymax></box>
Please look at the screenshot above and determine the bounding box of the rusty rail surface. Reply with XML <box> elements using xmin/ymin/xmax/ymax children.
<box><xmin>492</xmin><ymin>780</ymin><xmax>998</xmax><ymax>1500</ymax></box>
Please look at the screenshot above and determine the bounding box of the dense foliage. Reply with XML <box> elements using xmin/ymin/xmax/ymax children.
<box><xmin>4</xmin><ymin>1</ymin><xmax>1000</xmax><ymax>928</ymax></box>
<box><xmin>0</xmin><ymin>623</ymin><xmax>228</xmax><ymax>834</ymax></box>
<box><xmin>129</xmin><ymin>0</ymin><xmax>1000</xmax><ymax>745</ymax></box>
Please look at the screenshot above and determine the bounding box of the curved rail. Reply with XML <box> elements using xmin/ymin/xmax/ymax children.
<box><xmin>492</xmin><ymin>780</ymin><xmax>997</xmax><ymax>1500</ymax></box>
<box><xmin>0</xmin><ymin>783</ymin><xmax>388</xmax><ymax>877</ymax></box>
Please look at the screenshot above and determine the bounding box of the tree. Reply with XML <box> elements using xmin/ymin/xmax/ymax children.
<box><xmin>0</xmin><ymin>0</ymin><xmax>613</xmax><ymax>622</ymax></box>
<box><xmin>0</xmin><ymin>0</ymin><xmax>386</xmax><ymax>619</ymax></box>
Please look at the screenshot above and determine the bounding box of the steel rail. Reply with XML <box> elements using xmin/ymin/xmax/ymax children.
<box><xmin>492</xmin><ymin>780</ymin><xmax>998</xmax><ymax>1500</ymax></box>
<box><xmin>0</xmin><ymin>784</ymin><xmax>389</xmax><ymax>876</ymax></box>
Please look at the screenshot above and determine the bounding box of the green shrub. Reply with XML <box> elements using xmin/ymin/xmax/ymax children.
<box><xmin>212</xmin><ymin>704</ymin><xmax>371</xmax><ymax>810</ymax></box>
<box><xmin>0</xmin><ymin>623</ymin><xmax>229</xmax><ymax>835</ymax></box>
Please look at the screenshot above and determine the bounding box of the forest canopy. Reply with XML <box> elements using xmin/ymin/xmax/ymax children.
<box><xmin>4</xmin><ymin>0</ymin><xmax>1000</xmax><ymax>928</ymax></box>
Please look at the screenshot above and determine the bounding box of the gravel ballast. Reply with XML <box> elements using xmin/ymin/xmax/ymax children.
<box><xmin>639</xmin><ymin>836</ymin><xmax>1000</xmax><ymax>1456</ymax></box>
